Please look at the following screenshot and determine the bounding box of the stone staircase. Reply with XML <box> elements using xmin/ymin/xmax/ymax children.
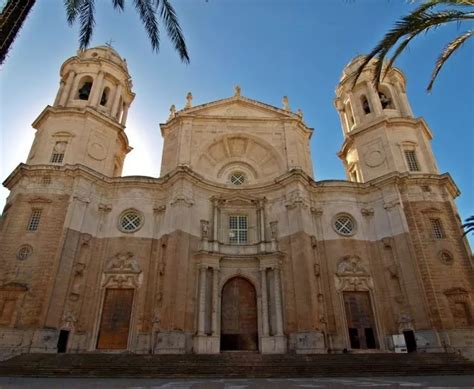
<box><xmin>0</xmin><ymin>352</ymin><xmax>473</xmax><ymax>378</ymax></box>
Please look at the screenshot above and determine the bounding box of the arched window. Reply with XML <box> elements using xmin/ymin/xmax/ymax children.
<box><xmin>378</xmin><ymin>86</ymin><xmax>394</xmax><ymax>109</ymax></box>
<box><xmin>76</xmin><ymin>76</ymin><xmax>93</xmax><ymax>101</ymax></box>
<box><xmin>361</xmin><ymin>95</ymin><xmax>371</xmax><ymax>114</ymax></box>
<box><xmin>100</xmin><ymin>87</ymin><xmax>110</xmax><ymax>106</ymax></box>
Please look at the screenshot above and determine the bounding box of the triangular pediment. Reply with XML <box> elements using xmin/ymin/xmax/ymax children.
<box><xmin>177</xmin><ymin>96</ymin><xmax>298</xmax><ymax>120</ymax></box>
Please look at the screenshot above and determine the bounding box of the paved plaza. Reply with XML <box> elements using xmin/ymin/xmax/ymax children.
<box><xmin>0</xmin><ymin>376</ymin><xmax>473</xmax><ymax>388</ymax></box>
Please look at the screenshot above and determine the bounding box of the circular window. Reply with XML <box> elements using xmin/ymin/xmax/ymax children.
<box><xmin>333</xmin><ymin>214</ymin><xmax>356</xmax><ymax>236</ymax></box>
<box><xmin>439</xmin><ymin>250</ymin><xmax>454</xmax><ymax>265</ymax></box>
<box><xmin>230</xmin><ymin>172</ymin><xmax>246</xmax><ymax>186</ymax></box>
<box><xmin>119</xmin><ymin>210</ymin><xmax>143</xmax><ymax>233</ymax></box>
<box><xmin>17</xmin><ymin>245</ymin><xmax>33</xmax><ymax>260</ymax></box>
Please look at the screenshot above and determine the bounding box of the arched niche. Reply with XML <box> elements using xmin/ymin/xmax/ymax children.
<box><xmin>75</xmin><ymin>75</ymin><xmax>94</xmax><ymax>101</ymax></box>
<box><xmin>194</xmin><ymin>134</ymin><xmax>284</xmax><ymax>184</ymax></box>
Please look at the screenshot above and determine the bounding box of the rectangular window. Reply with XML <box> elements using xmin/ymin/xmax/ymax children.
<box><xmin>404</xmin><ymin>150</ymin><xmax>420</xmax><ymax>172</ymax></box>
<box><xmin>229</xmin><ymin>215</ymin><xmax>248</xmax><ymax>244</ymax></box>
<box><xmin>50</xmin><ymin>152</ymin><xmax>64</xmax><ymax>164</ymax></box>
<box><xmin>27</xmin><ymin>209</ymin><xmax>42</xmax><ymax>231</ymax></box>
<box><xmin>50</xmin><ymin>141</ymin><xmax>67</xmax><ymax>164</ymax></box>
<box><xmin>430</xmin><ymin>218</ymin><xmax>445</xmax><ymax>239</ymax></box>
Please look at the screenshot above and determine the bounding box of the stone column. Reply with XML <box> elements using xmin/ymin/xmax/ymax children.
<box><xmin>347</xmin><ymin>94</ymin><xmax>360</xmax><ymax>126</ymax></box>
<box><xmin>259</xmin><ymin>203</ymin><xmax>265</xmax><ymax>242</ymax></box>
<box><xmin>54</xmin><ymin>80</ymin><xmax>65</xmax><ymax>106</ymax></box>
<box><xmin>120</xmin><ymin>104</ymin><xmax>129</xmax><ymax>125</ymax></box>
<box><xmin>111</xmin><ymin>84</ymin><xmax>123</xmax><ymax>118</ymax></box>
<box><xmin>211</xmin><ymin>268</ymin><xmax>219</xmax><ymax>336</ymax></box>
<box><xmin>273</xmin><ymin>268</ymin><xmax>284</xmax><ymax>336</ymax></box>
<box><xmin>90</xmin><ymin>71</ymin><xmax>104</xmax><ymax>107</ymax></box>
<box><xmin>59</xmin><ymin>71</ymin><xmax>76</xmax><ymax>106</ymax></box>
<box><xmin>260</xmin><ymin>268</ymin><xmax>269</xmax><ymax>336</ymax></box>
<box><xmin>212</xmin><ymin>199</ymin><xmax>219</xmax><ymax>252</ymax></box>
<box><xmin>366</xmin><ymin>81</ymin><xmax>383</xmax><ymax>115</ymax></box>
<box><xmin>197</xmin><ymin>266</ymin><xmax>207</xmax><ymax>336</ymax></box>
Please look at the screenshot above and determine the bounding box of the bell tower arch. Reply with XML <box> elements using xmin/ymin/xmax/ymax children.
<box><xmin>26</xmin><ymin>46</ymin><xmax>135</xmax><ymax>177</ymax></box>
<box><xmin>335</xmin><ymin>56</ymin><xmax>439</xmax><ymax>183</ymax></box>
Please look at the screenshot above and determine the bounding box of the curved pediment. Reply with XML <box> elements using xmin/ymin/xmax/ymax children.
<box><xmin>194</xmin><ymin>133</ymin><xmax>284</xmax><ymax>184</ymax></box>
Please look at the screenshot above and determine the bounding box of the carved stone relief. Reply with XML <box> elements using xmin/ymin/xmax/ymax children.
<box><xmin>102</xmin><ymin>252</ymin><xmax>142</xmax><ymax>289</ymax></box>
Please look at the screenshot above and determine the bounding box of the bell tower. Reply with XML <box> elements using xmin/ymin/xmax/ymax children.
<box><xmin>335</xmin><ymin>56</ymin><xmax>439</xmax><ymax>183</ymax></box>
<box><xmin>26</xmin><ymin>45</ymin><xmax>135</xmax><ymax>176</ymax></box>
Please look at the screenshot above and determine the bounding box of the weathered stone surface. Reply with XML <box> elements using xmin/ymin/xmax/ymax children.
<box><xmin>0</xmin><ymin>47</ymin><xmax>472</xmax><ymax>361</ymax></box>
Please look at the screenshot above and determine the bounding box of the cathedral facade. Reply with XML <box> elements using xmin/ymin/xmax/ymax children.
<box><xmin>0</xmin><ymin>46</ymin><xmax>472</xmax><ymax>360</ymax></box>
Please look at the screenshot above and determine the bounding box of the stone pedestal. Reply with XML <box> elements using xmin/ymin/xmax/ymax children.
<box><xmin>0</xmin><ymin>328</ymin><xmax>33</xmax><ymax>361</ymax></box>
<box><xmin>260</xmin><ymin>335</ymin><xmax>287</xmax><ymax>354</ymax></box>
<box><xmin>289</xmin><ymin>331</ymin><xmax>326</xmax><ymax>354</ymax></box>
<box><xmin>154</xmin><ymin>331</ymin><xmax>186</xmax><ymax>354</ymax></box>
<box><xmin>193</xmin><ymin>335</ymin><xmax>220</xmax><ymax>354</ymax></box>
<box><xmin>135</xmin><ymin>333</ymin><xmax>151</xmax><ymax>354</ymax></box>
<box><xmin>29</xmin><ymin>329</ymin><xmax>58</xmax><ymax>354</ymax></box>
<box><xmin>68</xmin><ymin>332</ymin><xmax>88</xmax><ymax>352</ymax></box>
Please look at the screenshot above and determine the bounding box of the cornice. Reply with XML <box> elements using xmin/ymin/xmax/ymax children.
<box><xmin>338</xmin><ymin>116</ymin><xmax>433</xmax><ymax>157</ymax></box>
<box><xmin>2</xmin><ymin>163</ymin><xmax>460</xmax><ymax>200</ymax></box>
<box><xmin>31</xmin><ymin>106</ymin><xmax>131</xmax><ymax>152</ymax></box>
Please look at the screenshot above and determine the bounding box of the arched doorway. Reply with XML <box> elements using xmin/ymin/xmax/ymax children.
<box><xmin>221</xmin><ymin>277</ymin><xmax>258</xmax><ymax>351</ymax></box>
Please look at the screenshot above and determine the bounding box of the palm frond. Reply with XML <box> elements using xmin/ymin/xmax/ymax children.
<box><xmin>461</xmin><ymin>215</ymin><xmax>474</xmax><ymax>236</ymax></box>
<box><xmin>64</xmin><ymin>0</ymin><xmax>85</xmax><ymax>24</ymax></box>
<box><xmin>158</xmin><ymin>0</ymin><xmax>190</xmax><ymax>63</ymax></box>
<box><xmin>78</xmin><ymin>0</ymin><xmax>95</xmax><ymax>49</ymax></box>
<box><xmin>427</xmin><ymin>29</ymin><xmax>474</xmax><ymax>91</ymax></box>
<box><xmin>112</xmin><ymin>0</ymin><xmax>125</xmax><ymax>11</ymax></box>
<box><xmin>351</xmin><ymin>2</ymin><xmax>474</xmax><ymax>89</ymax></box>
<box><xmin>133</xmin><ymin>0</ymin><xmax>160</xmax><ymax>51</ymax></box>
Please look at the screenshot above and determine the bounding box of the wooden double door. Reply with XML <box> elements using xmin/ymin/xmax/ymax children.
<box><xmin>221</xmin><ymin>277</ymin><xmax>258</xmax><ymax>351</ymax></box>
<box><xmin>343</xmin><ymin>291</ymin><xmax>378</xmax><ymax>349</ymax></box>
<box><xmin>96</xmin><ymin>288</ymin><xmax>134</xmax><ymax>350</ymax></box>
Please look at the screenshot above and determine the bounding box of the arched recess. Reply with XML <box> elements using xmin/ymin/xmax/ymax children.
<box><xmin>194</xmin><ymin>133</ymin><xmax>284</xmax><ymax>184</ymax></box>
<box><xmin>75</xmin><ymin>75</ymin><xmax>94</xmax><ymax>100</ymax></box>
<box><xmin>221</xmin><ymin>276</ymin><xmax>258</xmax><ymax>351</ymax></box>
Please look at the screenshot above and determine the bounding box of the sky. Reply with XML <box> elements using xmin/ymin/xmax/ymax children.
<box><xmin>0</xmin><ymin>0</ymin><xmax>473</xmax><ymax>245</ymax></box>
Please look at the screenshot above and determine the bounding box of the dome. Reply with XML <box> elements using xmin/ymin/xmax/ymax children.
<box><xmin>80</xmin><ymin>45</ymin><xmax>128</xmax><ymax>70</ymax></box>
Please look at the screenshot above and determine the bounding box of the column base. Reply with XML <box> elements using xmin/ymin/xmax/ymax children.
<box><xmin>289</xmin><ymin>331</ymin><xmax>326</xmax><ymax>354</ymax></box>
<box><xmin>260</xmin><ymin>335</ymin><xmax>287</xmax><ymax>354</ymax></box>
<box><xmin>154</xmin><ymin>331</ymin><xmax>187</xmax><ymax>354</ymax></box>
<box><xmin>193</xmin><ymin>335</ymin><xmax>220</xmax><ymax>354</ymax></box>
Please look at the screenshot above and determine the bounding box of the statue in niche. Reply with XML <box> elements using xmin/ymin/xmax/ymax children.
<box><xmin>200</xmin><ymin>220</ymin><xmax>209</xmax><ymax>240</ymax></box>
<box><xmin>270</xmin><ymin>221</ymin><xmax>278</xmax><ymax>241</ymax></box>
<box><xmin>314</xmin><ymin>263</ymin><xmax>321</xmax><ymax>277</ymax></box>
<box><xmin>69</xmin><ymin>262</ymin><xmax>86</xmax><ymax>301</ymax></box>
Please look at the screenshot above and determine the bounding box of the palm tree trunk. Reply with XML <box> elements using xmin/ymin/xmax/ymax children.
<box><xmin>0</xmin><ymin>0</ymin><xmax>36</xmax><ymax>65</ymax></box>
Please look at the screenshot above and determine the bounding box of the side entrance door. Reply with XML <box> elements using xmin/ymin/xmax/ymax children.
<box><xmin>96</xmin><ymin>288</ymin><xmax>134</xmax><ymax>350</ymax></box>
<box><xmin>343</xmin><ymin>291</ymin><xmax>378</xmax><ymax>349</ymax></box>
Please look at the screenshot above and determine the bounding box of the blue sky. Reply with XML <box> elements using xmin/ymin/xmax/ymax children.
<box><xmin>1</xmin><ymin>0</ymin><xmax>473</xmax><ymax>245</ymax></box>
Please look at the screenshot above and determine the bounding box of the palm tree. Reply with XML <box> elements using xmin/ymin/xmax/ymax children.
<box><xmin>352</xmin><ymin>0</ymin><xmax>473</xmax><ymax>91</ymax></box>
<box><xmin>352</xmin><ymin>0</ymin><xmax>473</xmax><ymax>240</ymax></box>
<box><xmin>0</xmin><ymin>0</ymin><xmax>189</xmax><ymax>65</ymax></box>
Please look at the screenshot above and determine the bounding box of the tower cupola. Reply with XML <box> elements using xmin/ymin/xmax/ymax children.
<box><xmin>26</xmin><ymin>46</ymin><xmax>135</xmax><ymax>177</ymax></box>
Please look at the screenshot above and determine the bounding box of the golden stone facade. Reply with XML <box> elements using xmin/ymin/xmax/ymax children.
<box><xmin>0</xmin><ymin>47</ymin><xmax>472</xmax><ymax>360</ymax></box>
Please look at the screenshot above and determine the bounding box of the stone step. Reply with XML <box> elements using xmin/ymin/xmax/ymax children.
<box><xmin>1</xmin><ymin>352</ymin><xmax>472</xmax><ymax>378</ymax></box>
